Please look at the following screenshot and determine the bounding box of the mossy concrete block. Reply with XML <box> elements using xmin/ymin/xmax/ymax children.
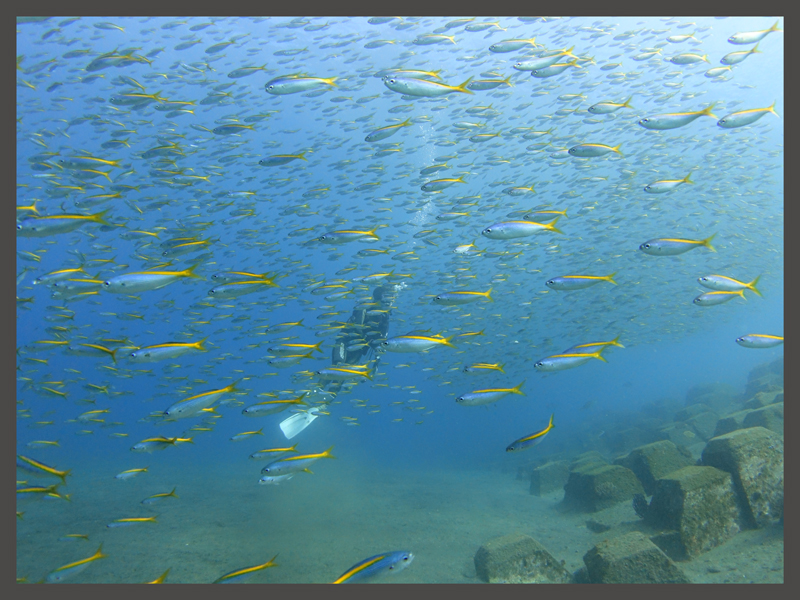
<box><xmin>562</xmin><ymin>463</ymin><xmax>644</xmax><ymax>512</ymax></box>
<box><xmin>614</xmin><ymin>440</ymin><xmax>694</xmax><ymax>496</ymax></box>
<box><xmin>474</xmin><ymin>533</ymin><xmax>572</xmax><ymax>583</ymax></box>
<box><xmin>741</xmin><ymin>403</ymin><xmax>783</xmax><ymax>435</ymax></box>
<box><xmin>657</xmin><ymin>421</ymin><xmax>699</xmax><ymax>446</ymax></box>
<box><xmin>646</xmin><ymin>466</ymin><xmax>740</xmax><ymax>559</ymax></box>
<box><xmin>529</xmin><ymin>460</ymin><xmax>570</xmax><ymax>496</ymax></box>
<box><xmin>743</xmin><ymin>389</ymin><xmax>783</xmax><ymax>410</ymax></box>
<box><xmin>685</xmin><ymin>382</ymin><xmax>740</xmax><ymax>411</ymax></box>
<box><xmin>569</xmin><ymin>450</ymin><xmax>608</xmax><ymax>471</ymax></box>
<box><xmin>583</xmin><ymin>531</ymin><xmax>690</xmax><ymax>583</ymax></box>
<box><xmin>712</xmin><ymin>409</ymin><xmax>753</xmax><ymax>437</ymax></box>
<box><xmin>744</xmin><ymin>373</ymin><xmax>783</xmax><ymax>398</ymax></box>
<box><xmin>701</xmin><ymin>427</ymin><xmax>784</xmax><ymax>528</ymax></box>
<box><xmin>606</xmin><ymin>427</ymin><xmax>652</xmax><ymax>454</ymax></box>
<box><xmin>685</xmin><ymin>411</ymin><xmax>720</xmax><ymax>440</ymax></box>
<box><xmin>674</xmin><ymin>403</ymin><xmax>713</xmax><ymax>422</ymax></box>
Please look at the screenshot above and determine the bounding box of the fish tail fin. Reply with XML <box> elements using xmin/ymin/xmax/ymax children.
<box><xmin>323</xmin><ymin>77</ymin><xmax>338</xmax><ymax>87</ymax></box>
<box><xmin>701</xmin><ymin>54</ymin><xmax>709</xmax><ymax>63</ymax></box>
<box><xmin>592</xmin><ymin>351</ymin><xmax>608</xmax><ymax>363</ymax></box>
<box><xmin>564</xmin><ymin>45</ymin><xmax>577</xmax><ymax>59</ymax></box>
<box><xmin>771</xmin><ymin>20</ymin><xmax>782</xmax><ymax>32</ymax></box>
<box><xmin>93</xmin><ymin>544</ymin><xmax>107</xmax><ymax>560</ymax></box>
<box><xmin>738</xmin><ymin>289</ymin><xmax>747</xmax><ymax>301</ymax></box>
<box><xmin>298</xmin><ymin>151</ymin><xmax>308</xmax><ymax>161</ymax></box>
<box><xmin>545</xmin><ymin>216</ymin><xmax>564</xmax><ymax>235</ymax></box>
<box><xmin>548</xmin><ymin>413</ymin><xmax>554</xmax><ymax>428</ymax></box>
<box><xmin>610</xmin><ymin>334</ymin><xmax>625</xmax><ymax>348</ymax></box>
<box><xmin>702</xmin><ymin>233</ymin><xmax>717</xmax><ymax>252</ymax></box>
<box><xmin>752</xmin><ymin>42</ymin><xmax>761</xmax><ymax>53</ymax></box>
<box><xmin>683</xmin><ymin>172</ymin><xmax>695</xmax><ymax>184</ymax></box>
<box><xmin>321</xmin><ymin>445</ymin><xmax>336</xmax><ymax>459</ymax></box>
<box><xmin>768</xmin><ymin>101</ymin><xmax>779</xmax><ymax>117</ymax></box>
<box><xmin>622</xmin><ymin>95</ymin><xmax>634</xmax><ymax>109</ymax></box>
<box><xmin>194</xmin><ymin>336</ymin><xmax>209</xmax><ymax>351</ymax></box>
<box><xmin>512</xmin><ymin>379</ymin><xmax>526</xmax><ymax>395</ymax></box>
<box><xmin>484</xmin><ymin>288</ymin><xmax>493</xmax><ymax>302</ymax></box>
<box><xmin>109</xmin><ymin>348</ymin><xmax>117</xmax><ymax>364</ymax></box>
<box><xmin>303</xmin><ymin>468</ymin><xmax>314</xmax><ymax>475</ymax></box>
<box><xmin>503</xmin><ymin>74</ymin><xmax>513</xmax><ymax>86</ymax></box>
<box><xmin>366</xmin><ymin>228</ymin><xmax>380</xmax><ymax>239</ymax></box>
<box><xmin>401</xmin><ymin>117</ymin><xmax>413</xmax><ymax>127</ymax></box>
<box><xmin>497</xmin><ymin>363</ymin><xmax>506</xmax><ymax>374</ymax></box>
<box><xmin>183</xmin><ymin>263</ymin><xmax>203</xmax><ymax>279</ymax></box>
<box><xmin>455</xmin><ymin>76</ymin><xmax>475</xmax><ymax>94</ymax></box>
<box><xmin>90</xmin><ymin>209</ymin><xmax>111</xmax><ymax>225</ymax></box>
<box><xmin>312</xmin><ymin>340</ymin><xmax>323</xmax><ymax>353</ymax></box>
<box><xmin>568</xmin><ymin>59</ymin><xmax>582</xmax><ymax>68</ymax></box>
<box><xmin>296</xmin><ymin>393</ymin><xmax>309</xmax><ymax>406</ymax></box>
<box><xmin>605</xmin><ymin>272</ymin><xmax>618</xmax><ymax>285</ymax></box>
<box><xmin>747</xmin><ymin>274</ymin><xmax>763</xmax><ymax>298</ymax></box>
<box><xmin>59</xmin><ymin>469</ymin><xmax>72</xmax><ymax>484</ymax></box>
<box><xmin>611</xmin><ymin>144</ymin><xmax>622</xmax><ymax>154</ymax></box>
<box><xmin>441</xmin><ymin>335</ymin><xmax>457</xmax><ymax>349</ymax></box>
<box><xmin>169</xmin><ymin>487</ymin><xmax>178</xmax><ymax>498</ymax></box>
<box><xmin>700</xmin><ymin>102</ymin><xmax>718</xmax><ymax>119</ymax></box>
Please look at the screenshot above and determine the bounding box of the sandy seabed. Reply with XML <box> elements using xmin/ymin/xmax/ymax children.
<box><xmin>17</xmin><ymin>456</ymin><xmax>783</xmax><ymax>584</ymax></box>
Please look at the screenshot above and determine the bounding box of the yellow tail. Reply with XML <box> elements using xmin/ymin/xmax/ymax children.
<box><xmin>497</xmin><ymin>363</ymin><xmax>506</xmax><ymax>374</ymax></box>
<box><xmin>90</xmin><ymin>209</ymin><xmax>111</xmax><ymax>225</ymax></box>
<box><xmin>545</xmin><ymin>216</ymin><xmax>564</xmax><ymax>235</ymax></box>
<box><xmin>564</xmin><ymin>45</ymin><xmax>577</xmax><ymax>59</ymax></box>
<box><xmin>701</xmin><ymin>54</ymin><xmax>709</xmax><ymax>63</ymax></box>
<box><xmin>611</xmin><ymin>144</ymin><xmax>622</xmax><ymax>154</ymax></box>
<box><xmin>767</xmin><ymin>101</ymin><xmax>779</xmax><ymax>117</ymax></box>
<box><xmin>770</xmin><ymin>20</ymin><xmax>782</xmax><ymax>32</ymax></box>
<box><xmin>700</xmin><ymin>102</ymin><xmax>717</xmax><ymax>119</ymax></box>
<box><xmin>683</xmin><ymin>172</ymin><xmax>695</xmax><ymax>184</ymax></box>
<box><xmin>702</xmin><ymin>233</ymin><xmax>717</xmax><ymax>252</ymax></box>
<box><xmin>604</xmin><ymin>272</ymin><xmax>618</xmax><ymax>285</ymax></box>
<box><xmin>455</xmin><ymin>77</ymin><xmax>475</xmax><ymax>94</ymax></box>
<box><xmin>751</xmin><ymin>42</ymin><xmax>761</xmax><ymax>54</ymax></box>
<box><xmin>320</xmin><ymin>445</ymin><xmax>336</xmax><ymax>459</ymax></box>
<box><xmin>182</xmin><ymin>263</ymin><xmax>203</xmax><ymax>279</ymax></box>
<box><xmin>747</xmin><ymin>274</ymin><xmax>763</xmax><ymax>298</ymax></box>
<box><xmin>483</xmin><ymin>288</ymin><xmax>493</xmax><ymax>302</ymax></box>
<box><xmin>511</xmin><ymin>380</ymin><xmax>526</xmax><ymax>395</ymax></box>
<box><xmin>441</xmin><ymin>335</ymin><xmax>457</xmax><ymax>349</ymax></box>
<box><xmin>168</xmin><ymin>487</ymin><xmax>178</xmax><ymax>498</ymax></box>
<box><xmin>193</xmin><ymin>337</ymin><xmax>208</xmax><ymax>351</ymax></box>
<box><xmin>610</xmin><ymin>334</ymin><xmax>625</xmax><ymax>348</ymax></box>
<box><xmin>621</xmin><ymin>95</ymin><xmax>634</xmax><ymax>109</ymax></box>
<box><xmin>591</xmin><ymin>351</ymin><xmax>607</xmax><ymax>363</ymax></box>
<box><xmin>323</xmin><ymin>77</ymin><xmax>338</xmax><ymax>87</ymax></box>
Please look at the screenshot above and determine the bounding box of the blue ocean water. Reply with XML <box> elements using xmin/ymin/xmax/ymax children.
<box><xmin>17</xmin><ymin>16</ymin><xmax>783</xmax><ymax>584</ymax></box>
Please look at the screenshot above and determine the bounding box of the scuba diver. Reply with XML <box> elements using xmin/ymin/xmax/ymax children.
<box><xmin>279</xmin><ymin>284</ymin><xmax>397</xmax><ymax>439</ymax></box>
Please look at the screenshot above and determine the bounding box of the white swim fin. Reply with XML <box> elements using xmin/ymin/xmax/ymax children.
<box><xmin>280</xmin><ymin>406</ymin><xmax>321</xmax><ymax>440</ymax></box>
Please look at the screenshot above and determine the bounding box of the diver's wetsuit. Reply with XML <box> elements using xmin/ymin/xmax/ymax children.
<box><xmin>320</xmin><ymin>284</ymin><xmax>394</xmax><ymax>395</ymax></box>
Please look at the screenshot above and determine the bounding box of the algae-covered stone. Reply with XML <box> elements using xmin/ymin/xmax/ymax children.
<box><xmin>745</xmin><ymin>373</ymin><xmax>783</xmax><ymax>398</ymax></box>
<box><xmin>674</xmin><ymin>403</ymin><xmax>713</xmax><ymax>422</ymax></box>
<box><xmin>701</xmin><ymin>427</ymin><xmax>784</xmax><ymax>528</ymax></box>
<box><xmin>657</xmin><ymin>421</ymin><xmax>698</xmax><ymax>447</ymax></box>
<box><xmin>562</xmin><ymin>463</ymin><xmax>644</xmax><ymax>512</ymax></box>
<box><xmin>614</xmin><ymin>440</ymin><xmax>694</xmax><ymax>496</ymax></box>
<box><xmin>742</xmin><ymin>403</ymin><xmax>783</xmax><ymax>435</ymax></box>
<box><xmin>685</xmin><ymin>411</ymin><xmax>720</xmax><ymax>440</ymax></box>
<box><xmin>645</xmin><ymin>466</ymin><xmax>740</xmax><ymax>559</ymax></box>
<box><xmin>569</xmin><ymin>450</ymin><xmax>608</xmax><ymax>471</ymax></box>
<box><xmin>583</xmin><ymin>531</ymin><xmax>690</xmax><ymax>583</ymax></box>
<box><xmin>712</xmin><ymin>409</ymin><xmax>754</xmax><ymax>437</ymax></box>
<box><xmin>529</xmin><ymin>460</ymin><xmax>569</xmax><ymax>496</ymax></box>
<box><xmin>743</xmin><ymin>389</ymin><xmax>783</xmax><ymax>410</ymax></box>
<box><xmin>474</xmin><ymin>533</ymin><xmax>572</xmax><ymax>583</ymax></box>
<box><xmin>685</xmin><ymin>382</ymin><xmax>740</xmax><ymax>411</ymax></box>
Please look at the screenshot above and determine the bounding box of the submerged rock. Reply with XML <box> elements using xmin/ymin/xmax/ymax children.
<box><xmin>529</xmin><ymin>460</ymin><xmax>570</xmax><ymax>496</ymax></box>
<box><xmin>701</xmin><ymin>427</ymin><xmax>784</xmax><ymax>528</ymax></box>
<box><xmin>741</xmin><ymin>402</ymin><xmax>783</xmax><ymax>435</ymax></box>
<box><xmin>645</xmin><ymin>466</ymin><xmax>740</xmax><ymax>559</ymax></box>
<box><xmin>684</xmin><ymin>382</ymin><xmax>740</xmax><ymax>412</ymax></box>
<box><xmin>614</xmin><ymin>440</ymin><xmax>694</xmax><ymax>496</ymax></box>
<box><xmin>712</xmin><ymin>409</ymin><xmax>754</xmax><ymax>437</ymax></box>
<box><xmin>474</xmin><ymin>533</ymin><xmax>572</xmax><ymax>583</ymax></box>
<box><xmin>562</xmin><ymin>463</ymin><xmax>644</xmax><ymax>513</ymax></box>
<box><xmin>743</xmin><ymin>389</ymin><xmax>783</xmax><ymax>410</ymax></box>
<box><xmin>582</xmin><ymin>531</ymin><xmax>690</xmax><ymax>583</ymax></box>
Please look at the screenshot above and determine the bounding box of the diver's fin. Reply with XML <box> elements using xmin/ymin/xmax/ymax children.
<box><xmin>280</xmin><ymin>407</ymin><xmax>320</xmax><ymax>440</ymax></box>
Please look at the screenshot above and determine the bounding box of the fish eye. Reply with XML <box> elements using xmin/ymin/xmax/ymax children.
<box><xmin>268</xmin><ymin>85</ymin><xmax>273</xmax><ymax>90</ymax></box>
<box><xmin>16</xmin><ymin>223</ymin><xmax>22</xmax><ymax>230</ymax></box>
<box><xmin>485</xmin><ymin>228</ymin><xmax>491</xmax><ymax>232</ymax></box>
<box><xmin>720</xmin><ymin>119</ymin><xmax>726</xmax><ymax>124</ymax></box>
<box><xmin>535</xmin><ymin>361</ymin><xmax>542</xmax><ymax>367</ymax></box>
<box><xmin>389</xmin><ymin>78</ymin><xmax>396</xmax><ymax>83</ymax></box>
<box><xmin>546</xmin><ymin>280</ymin><xmax>554</xmax><ymax>285</ymax></box>
<box><xmin>644</xmin><ymin>244</ymin><xmax>650</xmax><ymax>249</ymax></box>
<box><xmin>641</xmin><ymin>118</ymin><xmax>649</xmax><ymax>123</ymax></box>
<box><xmin>644</xmin><ymin>186</ymin><xmax>651</xmax><ymax>191</ymax></box>
<box><xmin>103</xmin><ymin>281</ymin><xmax>111</xmax><ymax>286</ymax></box>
